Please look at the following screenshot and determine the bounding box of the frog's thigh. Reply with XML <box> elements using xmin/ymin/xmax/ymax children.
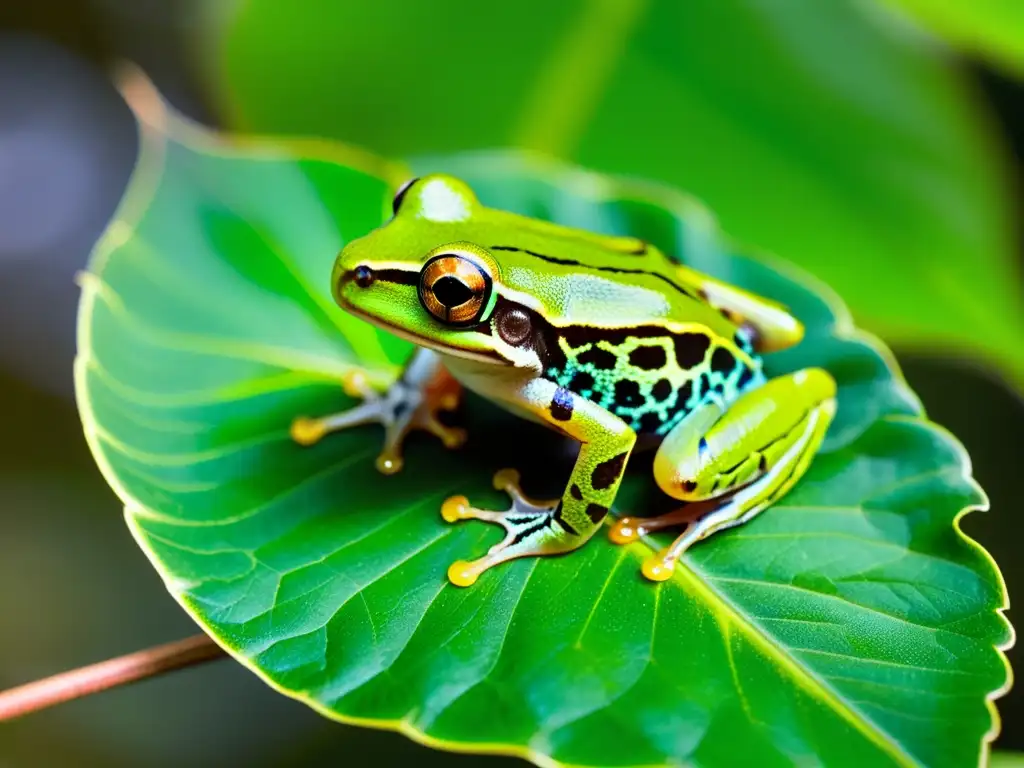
<box><xmin>443</xmin><ymin>378</ymin><xmax>636</xmax><ymax>587</ymax></box>
<box><xmin>643</xmin><ymin>367</ymin><xmax>836</xmax><ymax>581</ymax></box>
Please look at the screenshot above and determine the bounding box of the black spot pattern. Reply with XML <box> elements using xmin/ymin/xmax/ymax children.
<box><xmin>674</xmin><ymin>332</ymin><xmax>711</xmax><ymax>369</ymax></box>
<box><xmin>569</xmin><ymin>370</ymin><xmax>595</xmax><ymax>394</ymax></box>
<box><xmin>541</xmin><ymin>319</ymin><xmax>766</xmax><ymax>443</ymax></box>
<box><xmin>591</xmin><ymin>452</ymin><xmax>628</xmax><ymax>490</ymax></box>
<box><xmin>677</xmin><ymin>380</ymin><xmax>693</xmax><ymax>409</ymax></box>
<box><xmin>711</xmin><ymin>346</ymin><xmax>735</xmax><ymax>374</ymax></box>
<box><xmin>737</xmin><ymin>367</ymin><xmax>755</xmax><ymax>392</ymax></box>
<box><xmin>614</xmin><ymin>380</ymin><xmax>644</xmax><ymax>408</ymax></box>
<box><xmin>639</xmin><ymin>412</ymin><xmax>664</xmax><ymax>433</ymax></box>
<box><xmin>577</xmin><ymin>345</ymin><xmax>617</xmax><ymax>370</ymax></box>
<box><xmin>628</xmin><ymin>344</ymin><xmax>667</xmax><ymax>370</ymax></box>
<box><xmin>652</xmin><ymin>378</ymin><xmax>672</xmax><ymax>401</ymax></box>
<box><xmin>735</xmin><ymin>324</ymin><xmax>759</xmax><ymax>354</ymax></box>
<box><xmin>696</xmin><ymin>372</ymin><xmax>711</xmax><ymax>399</ymax></box>
<box><xmin>570</xmin><ymin>484</ymin><xmax>583</xmax><ymax>500</ymax></box>
<box><xmin>585</xmin><ymin>503</ymin><xmax>608</xmax><ymax>523</ymax></box>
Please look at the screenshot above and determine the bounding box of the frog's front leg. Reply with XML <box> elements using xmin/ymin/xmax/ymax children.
<box><xmin>290</xmin><ymin>348</ymin><xmax>466</xmax><ymax>474</ymax></box>
<box><xmin>611</xmin><ymin>367</ymin><xmax>836</xmax><ymax>581</ymax></box>
<box><xmin>442</xmin><ymin>378</ymin><xmax>637</xmax><ymax>587</ymax></box>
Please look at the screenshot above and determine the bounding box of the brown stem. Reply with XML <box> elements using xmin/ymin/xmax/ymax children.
<box><xmin>0</xmin><ymin>634</ymin><xmax>226</xmax><ymax>721</ymax></box>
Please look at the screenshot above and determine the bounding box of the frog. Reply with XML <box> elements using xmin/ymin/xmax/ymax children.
<box><xmin>291</xmin><ymin>174</ymin><xmax>837</xmax><ymax>587</ymax></box>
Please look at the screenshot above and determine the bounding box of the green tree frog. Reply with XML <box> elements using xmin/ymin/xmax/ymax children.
<box><xmin>292</xmin><ymin>175</ymin><xmax>836</xmax><ymax>587</ymax></box>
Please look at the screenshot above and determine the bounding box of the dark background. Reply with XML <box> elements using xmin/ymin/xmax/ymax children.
<box><xmin>0</xmin><ymin>2</ymin><xmax>1021</xmax><ymax>766</ymax></box>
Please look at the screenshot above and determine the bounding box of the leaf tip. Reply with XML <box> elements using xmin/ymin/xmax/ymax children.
<box><xmin>112</xmin><ymin>62</ymin><xmax>168</xmax><ymax>134</ymax></box>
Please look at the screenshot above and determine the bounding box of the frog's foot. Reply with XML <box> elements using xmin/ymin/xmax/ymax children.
<box><xmin>441</xmin><ymin>469</ymin><xmax>564</xmax><ymax>587</ymax></box>
<box><xmin>614</xmin><ymin>367</ymin><xmax>836</xmax><ymax>582</ymax></box>
<box><xmin>637</xmin><ymin>497</ymin><xmax>770</xmax><ymax>582</ymax></box>
<box><xmin>608</xmin><ymin>503</ymin><xmax>706</xmax><ymax>546</ymax></box>
<box><xmin>290</xmin><ymin>363</ymin><xmax>465</xmax><ymax>475</ymax></box>
<box><xmin>608</xmin><ymin>488</ymin><xmax>772</xmax><ymax>581</ymax></box>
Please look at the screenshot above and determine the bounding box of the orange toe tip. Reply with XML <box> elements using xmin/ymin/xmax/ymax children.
<box><xmin>443</xmin><ymin>428</ymin><xmax>468</xmax><ymax>448</ymax></box>
<box><xmin>341</xmin><ymin>370</ymin><xmax>368</xmax><ymax>397</ymax></box>
<box><xmin>492</xmin><ymin>468</ymin><xmax>520</xmax><ymax>491</ymax></box>
<box><xmin>608</xmin><ymin>519</ymin><xmax>640</xmax><ymax>545</ymax></box>
<box><xmin>441</xmin><ymin>495</ymin><xmax>470</xmax><ymax>523</ymax></box>
<box><xmin>289</xmin><ymin>417</ymin><xmax>325</xmax><ymax>446</ymax></box>
<box><xmin>447</xmin><ymin>560</ymin><xmax>479</xmax><ymax>587</ymax></box>
<box><xmin>375</xmin><ymin>453</ymin><xmax>403</xmax><ymax>475</ymax></box>
<box><xmin>641</xmin><ymin>554</ymin><xmax>675</xmax><ymax>582</ymax></box>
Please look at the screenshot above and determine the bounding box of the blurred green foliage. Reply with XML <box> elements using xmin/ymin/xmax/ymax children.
<box><xmin>201</xmin><ymin>0</ymin><xmax>1024</xmax><ymax>390</ymax></box>
<box><xmin>880</xmin><ymin>0</ymin><xmax>1024</xmax><ymax>76</ymax></box>
<box><xmin>992</xmin><ymin>752</ymin><xmax>1024</xmax><ymax>767</ymax></box>
<box><xmin>75</xmin><ymin>74</ymin><xmax>1010</xmax><ymax>765</ymax></box>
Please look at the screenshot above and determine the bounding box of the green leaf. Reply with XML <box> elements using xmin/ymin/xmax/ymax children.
<box><xmin>878</xmin><ymin>0</ymin><xmax>1024</xmax><ymax>76</ymax></box>
<box><xmin>202</xmin><ymin>0</ymin><xmax>1024</xmax><ymax>389</ymax></box>
<box><xmin>77</xmin><ymin>76</ymin><xmax>1011</xmax><ymax>767</ymax></box>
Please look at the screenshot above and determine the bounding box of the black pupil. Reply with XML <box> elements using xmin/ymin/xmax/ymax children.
<box><xmin>432</xmin><ymin>275</ymin><xmax>474</xmax><ymax>308</ymax></box>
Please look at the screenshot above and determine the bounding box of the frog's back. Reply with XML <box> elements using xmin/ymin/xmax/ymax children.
<box><xmin>538</xmin><ymin>308</ymin><xmax>766</xmax><ymax>438</ymax></box>
<box><xmin>473</xmin><ymin>216</ymin><xmax>735</xmax><ymax>333</ymax></box>
<box><xmin>469</xmin><ymin>214</ymin><xmax>769</xmax><ymax>437</ymax></box>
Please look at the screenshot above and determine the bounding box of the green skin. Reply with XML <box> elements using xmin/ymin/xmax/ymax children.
<box><xmin>294</xmin><ymin>174</ymin><xmax>837</xmax><ymax>586</ymax></box>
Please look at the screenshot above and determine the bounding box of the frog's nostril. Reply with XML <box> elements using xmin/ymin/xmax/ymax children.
<box><xmin>353</xmin><ymin>265</ymin><xmax>374</xmax><ymax>288</ymax></box>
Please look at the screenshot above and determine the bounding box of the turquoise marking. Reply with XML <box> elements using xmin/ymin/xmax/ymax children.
<box><xmin>545</xmin><ymin>333</ymin><xmax>764</xmax><ymax>435</ymax></box>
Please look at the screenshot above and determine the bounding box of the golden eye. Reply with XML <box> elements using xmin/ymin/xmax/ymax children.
<box><xmin>418</xmin><ymin>253</ymin><xmax>492</xmax><ymax>327</ymax></box>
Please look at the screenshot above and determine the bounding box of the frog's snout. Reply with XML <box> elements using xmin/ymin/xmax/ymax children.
<box><xmin>332</xmin><ymin>261</ymin><xmax>375</xmax><ymax>310</ymax></box>
<box><xmin>336</xmin><ymin>263</ymin><xmax>374</xmax><ymax>291</ymax></box>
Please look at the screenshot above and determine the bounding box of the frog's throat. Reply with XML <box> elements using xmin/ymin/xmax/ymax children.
<box><xmin>341</xmin><ymin>303</ymin><xmax>511</xmax><ymax>367</ymax></box>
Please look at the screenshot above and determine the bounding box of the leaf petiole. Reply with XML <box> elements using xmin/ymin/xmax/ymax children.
<box><xmin>0</xmin><ymin>634</ymin><xmax>224</xmax><ymax>721</ymax></box>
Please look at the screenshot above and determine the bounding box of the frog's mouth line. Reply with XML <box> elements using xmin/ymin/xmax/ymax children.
<box><xmin>339</xmin><ymin>301</ymin><xmax>511</xmax><ymax>367</ymax></box>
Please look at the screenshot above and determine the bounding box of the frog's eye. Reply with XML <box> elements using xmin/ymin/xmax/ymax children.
<box><xmin>418</xmin><ymin>253</ymin><xmax>493</xmax><ymax>327</ymax></box>
<box><xmin>392</xmin><ymin>177</ymin><xmax>420</xmax><ymax>215</ymax></box>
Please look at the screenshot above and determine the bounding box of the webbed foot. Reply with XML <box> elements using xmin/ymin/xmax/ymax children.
<box><xmin>609</xmin><ymin>368</ymin><xmax>836</xmax><ymax>582</ymax></box>
<box><xmin>442</xmin><ymin>469</ymin><xmax>563</xmax><ymax>587</ymax></box>
<box><xmin>291</xmin><ymin>352</ymin><xmax>465</xmax><ymax>474</ymax></box>
<box><xmin>608</xmin><ymin>504</ymin><xmax>704</xmax><ymax>546</ymax></box>
<box><xmin>610</xmin><ymin>507</ymin><xmax>710</xmax><ymax>582</ymax></box>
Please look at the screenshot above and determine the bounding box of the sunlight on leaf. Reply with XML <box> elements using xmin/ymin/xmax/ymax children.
<box><xmin>76</xmin><ymin>75</ymin><xmax>1012</xmax><ymax>768</ymax></box>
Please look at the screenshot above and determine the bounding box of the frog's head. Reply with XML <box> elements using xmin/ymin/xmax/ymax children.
<box><xmin>333</xmin><ymin>174</ymin><xmax>542</xmax><ymax>369</ymax></box>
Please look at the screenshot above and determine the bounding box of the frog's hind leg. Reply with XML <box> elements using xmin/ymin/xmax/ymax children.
<box><xmin>610</xmin><ymin>367</ymin><xmax>836</xmax><ymax>581</ymax></box>
<box><xmin>442</xmin><ymin>469</ymin><xmax>566</xmax><ymax>586</ymax></box>
<box><xmin>441</xmin><ymin>378</ymin><xmax>636</xmax><ymax>587</ymax></box>
<box><xmin>290</xmin><ymin>348</ymin><xmax>465</xmax><ymax>474</ymax></box>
